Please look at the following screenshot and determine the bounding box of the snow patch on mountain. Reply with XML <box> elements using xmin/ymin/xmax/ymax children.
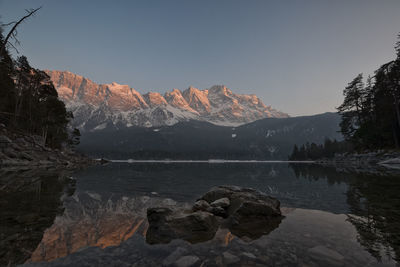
<box><xmin>46</xmin><ymin>70</ymin><xmax>289</xmax><ymax>131</ymax></box>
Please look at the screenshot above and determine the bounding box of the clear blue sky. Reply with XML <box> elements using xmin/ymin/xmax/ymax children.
<box><xmin>1</xmin><ymin>0</ymin><xmax>400</xmax><ymax>116</ymax></box>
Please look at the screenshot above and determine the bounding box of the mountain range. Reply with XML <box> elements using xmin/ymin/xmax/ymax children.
<box><xmin>45</xmin><ymin>70</ymin><xmax>289</xmax><ymax>131</ymax></box>
<box><xmin>45</xmin><ymin>70</ymin><xmax>342</xmax><ymax>159</ymax></box>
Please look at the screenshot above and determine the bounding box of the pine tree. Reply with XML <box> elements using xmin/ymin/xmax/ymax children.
<box><xmin>336</xmin><ymin>33</ymin><xmax>400</xmax><ymax>149</ymax></box>
<box><xmin>337</xmin><ymin>74</ymin><xmax>365</xmax><ymax>142</ymax></box>
<box><xmin>289</xmin><ymin>144</ymin><xmax>299</xmax><ymax>160</ymax></box>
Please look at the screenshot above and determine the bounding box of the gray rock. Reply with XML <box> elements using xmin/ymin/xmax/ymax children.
<box><xmin>162</xmin><ymin>247</ymin><xmax>188</xmax><ymax>266</ymax></box>
<box><xmin>10</xmin><ymin>142</ymin><xmax>23</xmax><ymax>151</ymax></box>
<box><xmin>242</xmin><ymin>252</ymin><xmax>257</xmax><ymax>259</ymax></box>
<box><xmin>39</xmin><ymin>160</ymin><xmax>53</xmax><ymax>165</ymax></box>
<box><xmin>202</xmin><ymin>185</ymin><xmax>282</xmax><ymax>239</ymax></box>
<box><xmin>308</xmin><ymin>245</ymin><xmax>344</xmax><ymax>266</ymax></box>
<box><xmin>19</xmin><ymin>152</ymin><xmax>35</xmax><ymax>161</ymax></box>
<box><xmin>0</xmin><ymin>151</ymin><xmax>10</xmax><ymax>159</ymax></box>
<box><xmin>210</xmin><ymin>197</ymin><xmax>230</xmax><ymax>208</ymax></box>
<box><xmin>223</xmin><ymin>251</ymin><xmax>240</xmax><ymax>265</ymax></box>
<box><xmin>206</xmin><ymin>206</ymin><xmax>228</xmax><ymax>218</ymax></box>
<box><xmin>379</xmin><ymin>157</ymin><xmax>400</xmax><ymax>165</ymax></box>
<box><xmin>147</xmin><ymin>186</ymin><xmax>282</xmax><ymax>245</ymax></box>
<box><xmin>174</xmin><ymin>255</ymin><xmax>200</xmax><ymax>267</ymax></box>
<box><xmin>3</xmin><ymin>148</ymin><xmax>18</xmax><ymax>158</ymax></box>
<box><xmin>201</xmin><ymin>185</ymin><xmax>242</xmax><ymax>203</ymax></box>
<box><xmin>47</xmin><ymin>155</ymin><xmax>59</xmax><ymax>161</ymax></box>
<box><xmin>192</xmin><ymin>200</ymin><xmax>211</xmax><ymax>212</ymax></box>
<box><xmin>146</xmin><ymin>207</ymin><xmax>219</xmax><ymax>244</ymax></box>
<box><xmin>201</xmin><ymin>185</ymin><xmax>281</xmax><ymax>217</ymax></box>
<box><xmin>0</xmin><ymin>134</ymin><xmax>11</xmax><ymax>143</ymax></box>
<box><xmin>15</xmin><ymin>137</ymin><xmax>27</xmax><ymax>144</ymax></box>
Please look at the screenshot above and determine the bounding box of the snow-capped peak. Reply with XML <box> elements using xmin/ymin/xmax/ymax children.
<box><xmin>143</xmin><ymin>92</ymin><xmax>168</xmax><ymax>107</ymax></box>
<box><xmin>45</xmin><ymin>70</ymin><xmax>289</xmax><ymax>131</ymax></box>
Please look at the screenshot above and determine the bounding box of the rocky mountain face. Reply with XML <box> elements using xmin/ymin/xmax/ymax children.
<box><xmin>45</xmin><ymin>70</ymin><xmax>288</xmax><ymax>131</ymax></box>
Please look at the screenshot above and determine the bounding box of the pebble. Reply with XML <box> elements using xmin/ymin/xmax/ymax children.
<box><xmin>223</xmin><ymin>251</ymin><xmax>240</xmax><ymax>265</ymax></box>
<box><xmin>174</xmin><ymin>255</ymin><xmax>200</xmax><ymax>267</ymax></box>
<box><xmin>242</xmin><ymin>252</ymin><xmax>257</xmax><ymax>259</ymax></box>
<box><xmin>162</xmin><ymin>247</ymin><xmax>188</xmax><ymax>266</ymax></box>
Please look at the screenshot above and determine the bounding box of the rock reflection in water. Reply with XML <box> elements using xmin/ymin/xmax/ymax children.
<box><xmin>27</xmin><ymin>188</ymin><xmax>284</xmax><ymax>264</ymax></box>
<box><xmin>23</xmin><ymin>207</ymin><xmax>396</xmax><ymax>267</ymax></box>
<box><xmin>0</xmin><ymin>168</ymin><xmax>75</xmax><ymax>266</ymax></box>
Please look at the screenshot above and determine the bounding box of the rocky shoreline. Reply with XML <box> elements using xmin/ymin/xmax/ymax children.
<box><xmin>314</xmin><ymin>150</ymin><xmax>400</xmax><ymax>168</ymax></box>
<box><xmin>0</xmin><ymin>125</ymin><xmax>95</xmax><ymax>169</ymax></box>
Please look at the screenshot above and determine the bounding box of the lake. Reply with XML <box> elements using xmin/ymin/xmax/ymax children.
<box><xmin>1</xmin><ymin>162</ymin><xmax>400</xmax><ymax>266</ymax></box>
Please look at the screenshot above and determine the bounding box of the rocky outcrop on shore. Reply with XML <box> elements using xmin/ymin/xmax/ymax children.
<box><xmin>146</xmin><ymin>185</ymin><xmax>283</xmax><ymax>244</ymax></box>
<box><xmin>312</xmin><ymin>151</ymin><xmax>400</xmax><ymax>173</ymax></box>
<box><xmin>0</xmin><ymin>125</ymin><xmax>94</xmax><ymax>168</ymax></box>
<box><xmin>316</xmin><ymin>150</ymin><xmax>400</xmax><ymax>165</ymax></box>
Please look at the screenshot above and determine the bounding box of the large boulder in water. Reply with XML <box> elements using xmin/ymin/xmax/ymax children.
<box><xmin>146</xmin><ymin>207</ymin><xmax>219</xmax><ymax>244</ymax></box>
<box><xmin>201</xmin><ymin>185</ymin><xmax>281</xmax><ymax>216</ymax></box>
<box><xmin>201</xmin><ymin>185</ymin><xmax>282</xmax><ymax>239</ymax></box>
<box><xmin>146</xmin><ymin>185</ymin><xmax>282</xmax><ymax>244</ymax></box>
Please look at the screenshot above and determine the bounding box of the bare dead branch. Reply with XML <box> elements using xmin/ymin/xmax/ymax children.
<box><xmin>8</xmin><ymin>42</ymin><xmax>19</xmax><ymax>54</ymax></box>
<box><xmin>0</xmin><ymin>6</ymin><xmax>42</xmax><ymax>57</ymax></box>
<box><xmin>1</xmin><ymin>21</ymin><xmax>17</xmax><ymax>27</ymax></box>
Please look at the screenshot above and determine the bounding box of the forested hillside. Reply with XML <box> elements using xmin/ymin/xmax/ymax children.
<box><xmin>0</xmin><ymin>24</ymin><xmax>76</xmax><ymax>148</ymax></box>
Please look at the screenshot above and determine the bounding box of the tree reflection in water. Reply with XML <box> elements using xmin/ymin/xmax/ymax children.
<box><xmin>289</xmin><ymin>163</ymin><xmax>400</xmax><ymax>262</ymax></box>
<box><xmin>0</xmin><ymin>168</ymin><xmax>75</xmax><ymax>266</ymax></box>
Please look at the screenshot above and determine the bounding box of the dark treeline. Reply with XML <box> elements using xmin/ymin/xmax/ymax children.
<box><xmin>0</xmin><ymin>25</ymin><xmax>78</xmax><ymax>148</ymax></box>
<box><xmin>288</xmin><ymin>139</ymin><xmax>353</xmax><ymax>160</ymax></box>
<box><xmin>290</xmin><ymin>33</ymin><xmax>400</xmax><ymax>160</ymax></box>
<box><xmin>338</xmin><ymin>33</ymin><xmax>400</xmax><ymax>150</ymax></box>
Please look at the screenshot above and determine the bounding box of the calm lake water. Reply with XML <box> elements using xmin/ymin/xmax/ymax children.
<box><xmin>1</xmin><ymin>162</ymin><xmax>400</xmax><ymax>266</ymax></box>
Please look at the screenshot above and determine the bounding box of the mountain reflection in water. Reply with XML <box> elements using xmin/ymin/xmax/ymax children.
<box><xmin>1</xmin><ymin>162</ymin><xmax>400</xmax><ymax>266</ymax></box>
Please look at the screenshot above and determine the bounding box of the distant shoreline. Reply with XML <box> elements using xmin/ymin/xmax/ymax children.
<box><xmin>107</xmin><ymin>159</ymin><xmax>315</xmax><ymax>163</ymax></box>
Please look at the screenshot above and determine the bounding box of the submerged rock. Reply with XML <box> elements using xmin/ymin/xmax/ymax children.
<box><xmin>162</xmin><ymin>247</ymin><xmax>189</xmax><ymax>266</ymax></box>
<box><xmin>146</xmin><ymin>185</ymin><xmax>282</xmax><ymax>244</ymax></box>
<box><xmin>222</xmin><ymin>251</ymin><xmax>240</xmax><ymax>265</ymax></box>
